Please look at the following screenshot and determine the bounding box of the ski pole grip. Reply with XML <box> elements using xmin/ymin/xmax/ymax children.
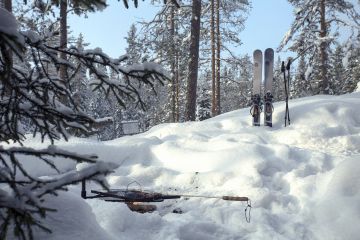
<box><xmin>281</xmin><ymin>61</ymin><xmax>285</xmax><ymax>72</ymax></box>
<box><xmin>286</xmin><ymin>59</ymin><xmax>291</xmax><ymax>70</ymax></box>
<box><xmin>222</xmin><ymin>196</ymin><xmax>249</xmax><ymax>202</ymax></box>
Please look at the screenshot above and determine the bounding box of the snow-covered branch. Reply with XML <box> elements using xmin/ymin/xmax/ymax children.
<box><xmin>0</xmin><ymin>6</ymin><xmax>168</xmax><ymax>239</ymax></box>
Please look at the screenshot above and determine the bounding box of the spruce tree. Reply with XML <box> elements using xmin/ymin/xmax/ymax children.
<box><xmin>292</xmin><ymin>55</ymin><xmax>313</xmax><ymax>98</ymax></box>
<box><xmin>196</xmin><ymin>81</ymin><xmax>211</xmax><ymax>121</ymax></box>
<box><xmin>273</xmin><ymin>57</ymin><xmax>286</xmax><ymax>101</ymax></box>
<box><xmin>343</xmin><ymin>38</ymin><xmax>360</xmax><ymax>93</ymax></box>
<box><xmin>330</xmin><ymin>44</ymin><xmax>346</xmax><ymax>94</ymax></box>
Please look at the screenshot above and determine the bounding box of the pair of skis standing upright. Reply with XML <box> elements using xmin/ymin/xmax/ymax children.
<box><xmin>251</xmin><ymin>48</ymin><xmax>274</xmax><ymax>127</ymax></box>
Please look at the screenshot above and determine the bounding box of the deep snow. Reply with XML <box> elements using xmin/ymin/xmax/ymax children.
<box><xmin>7</xmin><ymin>92</ymin><xmax>360</xmax><ymax>239</ymax></box>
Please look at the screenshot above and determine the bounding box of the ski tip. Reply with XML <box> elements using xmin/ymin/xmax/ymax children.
<box><xmin>253</xmin><ymin>49</ymin><xmax>262</xmax><ymax>55</ymax></box>
<box><xmin>265</xmin><ymin>48</ymin><xmax>274</xmax><ymax>56</ymax></box>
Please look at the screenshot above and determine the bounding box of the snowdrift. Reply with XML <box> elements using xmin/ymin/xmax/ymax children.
<box><xmin>13</xmin><ymin>92</ymin><xmax>360</xmax><ymax>239</ymax></box>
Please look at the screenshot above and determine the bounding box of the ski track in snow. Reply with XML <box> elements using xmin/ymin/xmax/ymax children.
<box><xmin>12</xmin><ymin>92</ymin><xmax>360</xmax><ymax>240</ymax></box>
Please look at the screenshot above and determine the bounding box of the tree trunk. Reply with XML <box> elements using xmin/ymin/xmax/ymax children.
<box><xmin>59</xmin><ymin>0</ymin><xmax>68</xmax><ymax>86</ymax></box>
<box><xmin>2</xmin><ymin>0</ymin><xmax>13</xmax><ymax>95</ymax></box>
<box><xmin>210</xmin><ymin>0</ymin><xmax>216</xmax><ymax>117</ymax></box>
<box><xmin>175</xmin><ymin>56</ymin><xmax>180</xmax><ymax>122</ymax></box>
<box><xmin>215</xmin><ymin>0</ymin><xmax>221</xmax><ymax>114</ymax></box>
<box><xmin>185</xmin><ymin>0</ymin><xmax>201</xmax><ymax>121</ymax></box>
<box><xmin>170</xmin><ymin>5</ymin><xmax>177</xmax><ymax>122</ymax></box>
<box><xmin>319</xmin><ymin>0</ymin><xmax>329</xmax><ymax>94</ymax></box>
<box><xmin>174</xmin><ymin>15</ymin><xmax>180</xmax><ymax>122</ymax></box>
<box><xmin>4</xmin><ymin>0</ymin><xmax>12</xmax><ymax>13</ymax></box>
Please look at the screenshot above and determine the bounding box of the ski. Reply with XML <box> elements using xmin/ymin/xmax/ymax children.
<box><xmin>264</xmin><ymin>48</ymin><xmax>274</xmax><ymax>127</ymax></box>
<box><xmin>251</xmin><ymin>50</ymin><xmax>262</xmax><ymax>126</ymax></box>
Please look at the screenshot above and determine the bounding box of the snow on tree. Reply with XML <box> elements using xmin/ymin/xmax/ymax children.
<box><xmin>219</xmin><ymin>55</ymin><xmax>252</xmax><ymax>113</ymax></box>
<box><xmin>291</xmin><ymin>54</ymin><xmax>313</xmax><ymax>98</ymax></box>
<box><xmin>201</xmin><ymin>0</ymin><xmax>251</xmax><ymax>116</ymax></box>
<box><xmin>70</xmin><ymin>34</ymin><xmax>92</xmax><ymax>112</ymax></box>
<box><xmin>122</xmin><ymin>23</ymin><xmax>169</xmax><ymax>131</ymax></box>
<box><xmin>135</xmin><ymin>1</ymin><xmax>190</xmax><ymax>123</ymax></box>
<box><xmin>131</xmin><ymin>0</ymin><xmax>250</xmax><ymax>123</ymax></box>
<box><xmin>196</xmin><ymin>82</ymin><xmax>211</xmax><ymax>121</ymax></box>
<box><xmin>124</xmin><ymin>24</ymin><xmax>143</xmax><ymax>66</ymax></box>
<box><xmin>342</xmin><ymin>35</ymin><xmax>360</xmax><ymax>94</ymax></box>
<box><xmin>273</xmin><ymin>56</ymin><xmax>286</xmax><ymax>101</ymax></box>
<box><xmin>330</xmin><ymin>44</ymin><xmax>346</xmax><ymax>94</ymax></box>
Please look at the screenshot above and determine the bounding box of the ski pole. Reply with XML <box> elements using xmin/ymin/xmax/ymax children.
<box><xmin>281</xmin><ymin>61</ymin><xmax>288</xmax><ymax>127</ymax></box>
<box><xmin>286</xmin><ymin>60</ymin><xmax>291</xmax><ymax>126</ymax></box>
<box><xmin>177</xmin><ymin>194</ymin><xmax>251</xmax><ymax>222</ymax></box>
<box><xmin>177</xmin><ymin>194</ymin><xmax>249</xmax><ymax>202</ymax></box>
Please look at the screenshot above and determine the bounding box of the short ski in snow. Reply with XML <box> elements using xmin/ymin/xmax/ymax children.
<box><xmin>264</xmin><ymin>48</ymin><xmax>274</xmax><ymax>127</ymax></box>
<box><xmin>251</xmin><ymin>50</ymin><xmax>263</xmax><ymax>126</ymax></box>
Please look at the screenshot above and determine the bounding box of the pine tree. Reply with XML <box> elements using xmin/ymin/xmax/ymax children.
<box><xmin>210</xmin><ymin>0</ymin><xmax>216</xmax><ymax>116</ymax></box>
<box><xmin>204</xmin><ymin>0</ymin><xmax>251</xmax><ymax>116</ymax></box>
<box><xmin>132</xmin><ymin>1</ymin><xmax>188</xmax><ymax>124</ymax></box>
<box><xmin>131</xmin><ymin>0</ymin><xmax>250</xmax><ymax>122</ymax></box>
<box><xmin>186</xmin><ymin>0</ymin><xmax>202</xmax><ymax>121</ymax></box>
<box><xmin>215</xmin><ymin>0</ymin><xmax>221</xmax><ymax>115</ymax></box>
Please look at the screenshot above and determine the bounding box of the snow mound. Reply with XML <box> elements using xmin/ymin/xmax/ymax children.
<box><xmin>11</xmin><ymin>92</ymin><xmax>360</xmax><ymax>239</ymax></box>
<box><xmin>34</xmin><ymin>191</ymin><xmax>113</xmax><ymax>240</ymax></box>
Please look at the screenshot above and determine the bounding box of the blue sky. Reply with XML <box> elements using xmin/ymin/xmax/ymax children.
<box><xmin>69</xmin><ymin>0</ymin><xmax>295</xmax><ymax>60</ymax></box>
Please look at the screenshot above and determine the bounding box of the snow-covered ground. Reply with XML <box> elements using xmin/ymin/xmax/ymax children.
<box><xmin>13</xmin><ymin>92</ymin><xmax>360</xmax><ymax>239</ymax></box>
